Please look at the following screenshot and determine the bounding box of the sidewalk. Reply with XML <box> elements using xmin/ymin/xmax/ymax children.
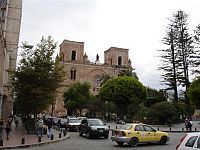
<box><xmin>108</xmin><ymin>122</ymin><xmax>200</xmax><ymax>132</ymax></box>
<box><xmin>0</xmin><ymin>117</ymin><xmax>70</xmax><ymax>149</ymax></box>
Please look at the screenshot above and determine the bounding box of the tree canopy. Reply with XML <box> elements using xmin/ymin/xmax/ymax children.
<box><xmin>63</xmin><ymin>81</ymin><xmax>93</xmax><ymax>116</ymax></box>
<box><xmin>158</xmin><ymin>10</ymin><xmax>200</xmax><ymax>104</ymax></box>
<box><xmin>143</xmin><ymin>87</ymin><xmax>167</xmax><ymax>107</ymax></box>
<box><xmin>11</xmin><ymin>36</ymin><xmax>65</xmax><ymax>116</ymax></box>
<box><xmin>150</xmin><ymin>101</ymin><xmax>177</xmax><ymax>125</ymax></box>
<box><xmin>187</xmin><ymin>77</ymin><xmax>200</xmax><ymax>109</ymax></box>
<box><xmin>98</xmin><ymin>76</ymin><xmax>146</xmax><ymax>119</ymax></box>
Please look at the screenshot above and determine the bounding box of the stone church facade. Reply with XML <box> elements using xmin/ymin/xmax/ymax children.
<box><xmin>53</xmin><ymin>39</ymin><xmax>132</xmax><ymax>116</ymax></box>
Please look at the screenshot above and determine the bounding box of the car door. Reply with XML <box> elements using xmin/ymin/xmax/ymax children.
<box><xmin>143</xmin><ymin>125</ymin><xmax>157</xmax><ymax>142</ymax></box>
<box><xmin>80</xmin><ymin>119</ymin><xmax>88</xmax><ymax>134</ymax></box>
<box><xmin>134</xmin><ymin>125</ymin><xmax>149</xmax><ymax>142</ymax></box>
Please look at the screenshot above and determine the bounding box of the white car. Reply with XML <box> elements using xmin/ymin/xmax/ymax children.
<box><xmin>176</xmin><ymin>132</ymin><xmax>200</xmax><ymax>150</ymax></box>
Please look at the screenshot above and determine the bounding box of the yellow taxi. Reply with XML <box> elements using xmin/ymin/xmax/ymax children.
<box><xmin>111</xmin><ymin>123</ymin><xmax>169</xmax><ymax>146</ymax></box>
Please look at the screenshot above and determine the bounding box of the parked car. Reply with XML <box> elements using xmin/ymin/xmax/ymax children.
<box><xmin>66</xmin><ymin>118</ymin><xmax>81</xmax><ymax>131</ymax></box>
<box><xmin>176</xmin><ymin>132</ymin><xmax>200</xmax><ymax>150</ymax></box>
<box><xmin>111</xmin><ymin>123</ymin><xmax>169</xmax><ymax>146</ymax></box>
<box><xmin>79</xmin><ymin>118</ymin><xmax>109</xmax><ymax>139</ymax></box>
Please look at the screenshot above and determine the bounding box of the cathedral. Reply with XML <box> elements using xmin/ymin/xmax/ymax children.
<box><xmin>53</xmin><ymin>39</ymin><xmax>132</xmax><ymax>116</ymax></box>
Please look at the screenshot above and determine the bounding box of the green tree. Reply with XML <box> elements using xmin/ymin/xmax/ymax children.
<box><xmin>150</xmin><ymin>101</ymin><xmax>177</xmax><ymax>125</ymax></box>
<box><xmin>11</xmin><ymin>36</ymin><xmax>65</xmax><ymax>126</ymax></box>
<box><xmin>63</xmin><ymin>82</ymin><xmax>92</xmax><ymax>116</ymax></box>
<box><xmin>187</xmin><ymin>77</ymin><xmax>200</xmax><ymax>109</ymax></box>
<box><xmin>158</xmin><ymin>26</ymin><xmax>179</xmax><ymax>102</ymax></box>
<box><xmin>99</xmin><ymin>76</ymin><xmax>146</xmax><ymax>120</ymax></box>
<box><xmin>144</xmin><ymin>87</ymin><xmax>167</xmax><ymax>107</ymax></box>
<box><xmin>192</xmin><ymin>24</ymin><xmax>200</xmax><ymax>74</ymax></box>
<box><xmin>158</xmin><ymin>10</ymin><xmax>198</xmax><ymax>104</ymax></box>
<box><xmin>100</xmin><ymin>74</ymin><xmax>112</xmax><ymax>86</ymax></box>
<box><xmin>118</xmin><ymin>68</ymin><xmax>139</xmax><ymax>79</ymax></box>
<box><xmin>136</xmin><ymin>106</ymin><xmax>153</xmax><ymax>124</ymax></box>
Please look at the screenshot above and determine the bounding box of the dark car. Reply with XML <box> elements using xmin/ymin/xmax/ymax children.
<box><xmin>79</xmin><ymin>118</ymin><xmax>109</xmax><ymax>139</ymax></box>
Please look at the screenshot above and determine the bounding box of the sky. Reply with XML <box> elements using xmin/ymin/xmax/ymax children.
<box><xmin>19</xmin><ymin>0</ymin><xmax>200</xmax><ymax>90</ymax></box>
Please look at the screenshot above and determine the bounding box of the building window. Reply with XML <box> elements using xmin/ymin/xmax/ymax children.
<box><xmin>70</xmin><ymin>68</ymin><xmax>76</xmax><ymax>80</ymax></box>
<box><xmin>71</xmin><ymin>50</ymin><xmax>76</xmax><ymax>60</ymax></box>
<box><xmin>118</xmin><ymin>56</ymin><xmax>122</xmax><ymax>66</ymax></box>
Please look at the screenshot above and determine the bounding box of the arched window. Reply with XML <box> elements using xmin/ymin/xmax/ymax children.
<box><xmin>118</xmin><ymin>56</ymin><xmax>122</xmax><ymax>66</ymax></box>
<box><xmin>71</xmin><ymin>50</ymin><xmax>76</xmax><ymax>60</ymax></box>
<box><xmin>70</xmin><ymin>68</ymin><xmax>76</xmax><ymax>80</ymax></box>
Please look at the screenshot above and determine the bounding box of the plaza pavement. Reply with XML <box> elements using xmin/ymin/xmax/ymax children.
<box><xmin>0</xmin><ymin>117</ymin><xmax>70</xmax><ymax>149</ymax></box>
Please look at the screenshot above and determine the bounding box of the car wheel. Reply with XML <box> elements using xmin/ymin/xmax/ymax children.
<box><xmin>116</xmin><ymin>141</ymin><xmax>124</xmax><ymax>146</ymax></box>
<box><xmin>104</xmin><ymin>134</ymin><xmax>109</xmax><ymax>139</ymax></box>
<box><xmin>128</xmin><ymin>137</ymin><xmax>138</xmax><ymax>147</ymax></box>
<box><xmin>159</xmin><ymin>136</ymin><xmax>167</xmax><ymax>145</ymax></box>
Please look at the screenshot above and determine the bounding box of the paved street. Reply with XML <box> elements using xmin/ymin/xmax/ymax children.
<box><xmin>16</xmin><ymin>131</ymin><xmax>185</xmax><ymax>150</ymax></box>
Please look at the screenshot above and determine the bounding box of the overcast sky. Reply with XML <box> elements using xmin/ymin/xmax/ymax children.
<box><xmin>19</xmin><ymin>0</ymin><xmax>200</xmax><ymax>90</ymax></box>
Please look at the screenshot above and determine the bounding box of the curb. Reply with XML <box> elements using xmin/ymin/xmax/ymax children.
<box><xmin>0</xmin><ymin>133</ymin><xmax>70</xmax><ymax>150</ymax></box>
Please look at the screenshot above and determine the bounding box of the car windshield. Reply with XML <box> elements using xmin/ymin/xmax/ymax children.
<box><xmin>88</xmin><ymin>119</ymin><xmax>104</xmax><ymax>126</ymax></box>
<box><xmin>68</xmin><ymin>119</ymin><xmax>81</xmax><ymax>123</ymax></box>
<box><xmin>119</xmin><ymin>124</ymin><xmax>132</xmax><ymax>130</ymax></box>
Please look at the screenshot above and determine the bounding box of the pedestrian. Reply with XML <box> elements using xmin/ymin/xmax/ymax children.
<box><xmin>36</xmin><ymin>118</ymin><xmax>44</xmax><ymax>137</ymax></box>
<box><xmin>15</xmin><ymin>119</ymin><xmax>19</xmax><ymax>128</ymax></box>
<box><xmin>8</xmin><ymin>116</ymin><xmax>12</xmax><ymax>127</ymax></box>
<box><xmin>47</xmin><ymin>118</ymin><xmax>53</xmax><ymax>138</ymax></box>
<box><xmin>0</xmin><ymin>117</ymin><xmax>4</xmax><ymax>141</ymax></box>
<box><xmin>58</xmin><ymin>119</ymin><xmax>61</xmax><ymax>128</ymax></box>
<box><xmin>188</xmin><ymin>118</ymin><xmax>193</xmax><ymax>132</ymax></box>
<box><xmin>185</xmin><ymin>117</ymin><xmax>189</xmax><ymax>131</ymax></box>
<box><xmin>5</xmin><ymin>123</ymin><xmax>12</xmax><ymax>140</ymax></box>
<box><xmin>185</xmin><ymin>116</ymin><xmax>192</xmax><ymax>131</ymax></box>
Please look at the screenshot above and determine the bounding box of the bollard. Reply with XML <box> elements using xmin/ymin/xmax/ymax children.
<box><xmin>21</xmin><ymin>138</ymin><xmax>25</xmax><ymax>144</ymax></box>
<box><xmin>116</xmin><ymin>126</ymin><xmax>117</xmax><ymax>129</ymax></box>
<box><xmin>59</xmin><ymin>132</ymin><xmax>62</xmax><ymax>138</ymax></box>
<box><xmin>157</xmin><ymin>127</ymin><xmax>159</xmax><ymax>131</ymax></box>
<box><xmin>195</xmin><ymin>128</ymin><xmax>197</xmax><ymax>131</ymax></box>
<box><xmin>169</xmin><ymin>127</ymin><xmax>171</xmax><ymax>131</ymax></box>
<box><xmin>38</xmin><ymin>136</ymin><xmax>41</xmax><ymax>142</ymax></box>
<box><xmin>0</xmin><ymin>140</ymin><xmax>3</xmax><ymax>146</ymax></box>
<box><xmin>182</xmin><ymin>128</ymin><xmax>184</xmax><ymax>131</ymax></box>
<box><xmin>51</xmin><ymin>134</ymin><xmax>54</xmax><ymax>140</ymax></box>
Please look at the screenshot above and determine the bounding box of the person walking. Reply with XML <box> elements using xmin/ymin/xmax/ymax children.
<box><xmin>0</xmin><ymin>117</ymin><xmax>5</xmax><ymax>145</ymax></box>
<box><xmin>185</xmin><ymin>116</ymin><xmax>192</xmax><ymax>131</ymax></box>
<box><xmin>36</xmin><ymin>118</ymin><xmax>44</xmax><ymax>137</ymax></box>
<box><xmin>47</xmin><ymin>118</ymin><xmax>53</xmax><ymax>138</ymax></box>
<box><xmin>5</xmin><ymin>123</ymin><xmax>12</xmax><ymax>140</ymax></box>
<box><xmin>15</xmin><ymin>119</ymin><xmax>19</xmax><ymax>128</ymax></box>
